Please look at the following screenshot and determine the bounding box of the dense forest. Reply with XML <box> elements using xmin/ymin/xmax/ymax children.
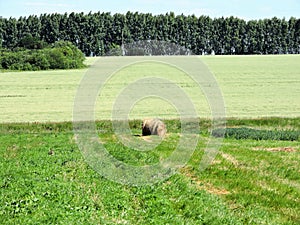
<box><xmin>1</xmin><ymin>11</ymin><xmax>300</xmax><ymax>56</ymax></box>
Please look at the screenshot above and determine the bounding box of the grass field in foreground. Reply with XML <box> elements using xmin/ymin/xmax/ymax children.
<box><xmin>0</xmin><ymin>55</ymin><xmax>299</xmax><ymax>123</ymax></box>
<box><xmin>0</xmin><ymin>118</ymin><xmax>299</xmax><ymax>224</ymax></box>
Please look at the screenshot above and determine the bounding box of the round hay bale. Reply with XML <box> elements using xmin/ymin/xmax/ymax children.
<box><xmin>142</xmin><ymin>118</ymin><xmax>166</xmax><ymax>137</ymax></box>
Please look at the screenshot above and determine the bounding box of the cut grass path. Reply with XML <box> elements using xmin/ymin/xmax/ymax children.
<box><xmin>0</xmin><ymin>55</ymin><xmax>299</xmax><ymax>123</ymax></box>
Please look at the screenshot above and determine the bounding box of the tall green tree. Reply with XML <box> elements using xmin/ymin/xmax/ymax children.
<box><xmin>40</xmin><ymin>13</ymin><xmax>60</xmax><ymax>43</ymax></box>
<box><xmin>2</xmin><ymin>17</ymin><xmax>18</xmax><ymax>49</ymax></box>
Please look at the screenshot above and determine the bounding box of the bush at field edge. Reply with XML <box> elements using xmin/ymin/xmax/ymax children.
<box><xmin>0</xmin><ymin>41</ymin><xmax>86</xmax><ymax>71</ymax></box>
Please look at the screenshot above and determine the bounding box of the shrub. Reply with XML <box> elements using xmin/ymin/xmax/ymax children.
<box><xmin>1</xmin><ymin>41</ymin><xmax>85</xmax><ymax>71</ymax></box>
<box><xmin>47</xmin><ymin>48</ymin><xmax>66</xmax><ymax>69</ymax></box>
<box><xmin>27</xmin><ymin>52</ymin><xmax>50</xmax><ymax>70</ymax></box>
<box><xmin>48</xmin><ymin>41</ymin><xmax>86</xmax><ymax>69</ymax></box>
<box><xmin>1</xmin><ymin>51</ymin><xmax>22</xmax><ymax>69</ymax></box>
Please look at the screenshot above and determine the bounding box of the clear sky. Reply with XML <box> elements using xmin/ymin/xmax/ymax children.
<box><xmin>1</xmin><ymin>0</ymin><xmax>299</xmax><ymax>20</ymax></box>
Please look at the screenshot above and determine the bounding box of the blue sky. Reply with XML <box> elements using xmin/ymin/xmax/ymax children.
<box><xmin>1</xmin><ymin>0</ymin><xmax>299</xmax><ymax>20</ymax></box>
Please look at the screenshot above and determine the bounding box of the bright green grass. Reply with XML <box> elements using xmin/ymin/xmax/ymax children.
<box><xmin>0</xmin><ymin>118</ymin><xmax>299</xmax><ymax>224</ymax></box>
<box><xmin>0</xmin><ymin>55</ymin><xmax>299</xmax><ymax>123</ymax></box>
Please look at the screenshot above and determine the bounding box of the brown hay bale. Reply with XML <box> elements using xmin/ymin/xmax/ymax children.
<box><xmin>142</xmin><ymin>118</ymin><xmax>167</xmax><ymax>137</ymax></box>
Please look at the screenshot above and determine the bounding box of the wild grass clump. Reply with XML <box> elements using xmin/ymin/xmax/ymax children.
<box><xmin>212</xmin><ymin>127</ymin><xmax>300</xmax><ymax>141</ymax></box>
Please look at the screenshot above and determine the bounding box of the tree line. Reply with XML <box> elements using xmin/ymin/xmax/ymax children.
<box><xmin>1</xmin><ymin>11</ymin><xmax>300</xmax><ymax>56</ymax></box>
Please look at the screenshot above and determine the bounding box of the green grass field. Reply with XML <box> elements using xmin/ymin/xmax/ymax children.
<box><xmin>0</xmin><ymin>119</ymin><xmax>299</xmax><ymax>224</ymax></box>
<box><xmin>203</xmin><ymin>55</ymin><xmax>300</xmax><ymax>118</ymax></box>
<box><xmin>1</xmin><ymin>55</ymin><xmax>299</xmax><ymax>224</ymax></box>
<box><xmin>0</xmin><ymin>55</ymin><xmax>299</xmax><ymax>123</ymax></box>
